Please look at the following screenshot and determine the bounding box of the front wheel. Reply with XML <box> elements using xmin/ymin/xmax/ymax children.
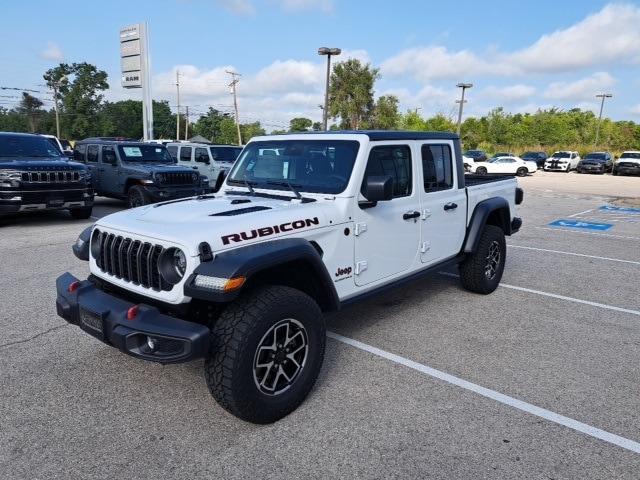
<box><xmin>476</xmin><ymin>167</ymin><xmax>487</xmax><ymax>175</ymax></box>
<box><xmin>516</xmin><ymin>167</ymin><xmax>527</xmax><ymax>177</ymax></box>
<box><xmin>205</xmin><ymin>285</ymin><xmax>326</xmax><ymax>424</ymax></box>
<box><xmin>127</xmin><ymin>185</ymin><xmax>147</xmax><ymax>208</ymax></box>
<box><xmin>459</xmin><ymin>225</ymin><xmax>506</xmax><ymax>294</ymax></box>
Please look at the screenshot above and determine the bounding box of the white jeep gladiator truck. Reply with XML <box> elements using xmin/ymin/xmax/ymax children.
<box><xmin>56</xmin><ymin>131</ymin><xmax>523</xmax><ymax>423</ymax></box>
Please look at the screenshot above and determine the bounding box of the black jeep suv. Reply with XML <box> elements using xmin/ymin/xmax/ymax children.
<box><xmin>0</xmin><ymin>132</ymin><xmax>93</xmax><ymax>219</ymax></box>
<box><xmin>74</xmin><ymin>138</ymin><xmax>207</xmax><ymax>208</ymax></box>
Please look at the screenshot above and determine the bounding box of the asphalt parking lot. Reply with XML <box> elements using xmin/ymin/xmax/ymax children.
<box><xmin>1</xmin><ymin>171</ymin><xmax>639</xmax><ymax>479</ymax></box>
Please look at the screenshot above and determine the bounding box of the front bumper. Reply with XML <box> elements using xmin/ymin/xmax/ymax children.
<box><xmin>544</xmin><ymin>162</ymin><xmax>569</xmax><ymax>171</ymax></box>
<box><xmin>0</xmin><ymin>188</ymin><xmax>93</xmax><ymax>214</ymax></box>
<box><xmin>55</xmin><ymin>272</ymin><xmax>209</xmax><ymax>364</ymax></box>
<box><xmin>578</xmin><ymin>164</ymin><xmax>605</xmax><ymax>173</ymax></box>
<box><xmin>616</xmin><ymin>166</ymin><xmax>640</xmax><ymax>175</ymax></box>
<box><xmin>143</xmin><ymin>185</ymin><xmax>208</xmax><ymax>202</ymax></box>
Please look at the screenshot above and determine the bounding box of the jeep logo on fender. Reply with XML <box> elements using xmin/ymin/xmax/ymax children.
<box><xmin>221</xmin><ymin>217</ymin><xmax>320</xmax><ymax>245</ymax></box>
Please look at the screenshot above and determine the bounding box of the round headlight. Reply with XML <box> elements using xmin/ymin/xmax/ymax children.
<box><xmin>90</xmin><ymin>229</ymin><xmax>102</xmax><ymax>259</ymax></box>
<box><xmin>159</xmin><ymin>247</ymin><xmax>187</xmax><ymax>285</ymax></box>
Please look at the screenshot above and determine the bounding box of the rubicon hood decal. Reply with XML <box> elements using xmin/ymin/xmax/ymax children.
<box><xmin>222</xmin><ymin>217</ymin><xmax>320</xmax><ymax>245</ymax></box>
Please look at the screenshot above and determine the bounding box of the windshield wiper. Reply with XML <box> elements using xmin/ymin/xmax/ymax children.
<box><xmin>242</xmin><ymin>177</ymin><xmax>257</xmax><ymax>194</ymax></box>
<box><xmin>267</xmin><ymin>181</ymin><xmax>302</xmax><ymax>200</ymax></box>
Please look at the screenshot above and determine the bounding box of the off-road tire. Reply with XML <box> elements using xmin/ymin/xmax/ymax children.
<box><xmin>459</xmin><ymin>225</ymin><xmax>506</xmax><ymax>294</ymax></box>
<box><xmin>69</xmin><ymin>206</ymin><xmax>93</xmax><ymax>220</ymax></box>
<box><xmin>516</xmin><ymin>167</ymin><xmax>527</xmax><ymax>177</ymax></box>
<box><xmin>127</xmin><ymin>185</ymin><xmax>147</xmax><ymax>208</ymax></box>
<box><xmin>205</xmin><ymin>285</ymin><xmax>326</xmax><ymax>424</ymax></box>
<box><xmin>476</xmin><ymin>166</ymin><xmax>487</xmax><ymax>175</ymax></box>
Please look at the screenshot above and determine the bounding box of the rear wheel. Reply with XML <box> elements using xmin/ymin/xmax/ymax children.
<box><xmin>127</xmin><ymin>185</ymin><xmax>147</xmax><ymax>208</ymax></box>
<box><xmin>205</xmin><ymin>285</ymin><xmax>326</xmax><ymax>424</ymax></box>
<box><xmin>516</xmin><ymin>167</ymin><xmax>527</xmax><ymax>177</ymax></box>
<box><xmin>476</xmin><ymin>167</ymin><xmax>487</xmax><ymax>175</ymax></box>
<box><xmin>69</xmin><ymin>206</ymin><xmax>92</xmax><ymax>220</ymax></box>
<box><xmin>460</xmin><ymin>225</ymin><xmax>506</xmax><ymax>294</ymax></box>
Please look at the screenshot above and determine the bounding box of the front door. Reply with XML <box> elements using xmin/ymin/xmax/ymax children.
<box><xmin>100</xmin><ymin>145</ymin><xmax>122</xmax><ymax>195</ymax></box>
<box><xmin>419</xmin><ymin>142</ymin><xmax>466</xmax><ymax>264</ymax></box>
<box><xmin>354</xmin><ymin>144</ymin><xmax>421</xmax><ymax>286</ymax></box>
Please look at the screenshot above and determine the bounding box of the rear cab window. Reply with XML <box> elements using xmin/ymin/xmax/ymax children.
<box><xmin>86</xmin><ymin>145</ymin><xmax>99</xmax><ymax>163</ymax></box>
<box><xmin>422</xmin><ymin>144</ymin><xmax>453</xmax><ymax>192</ymax></box>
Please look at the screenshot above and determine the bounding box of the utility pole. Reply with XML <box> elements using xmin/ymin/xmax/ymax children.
<box><xmin>318</xmin><ymin>47</ymin><xmax>341</xmax><ymax>131</ymax></box>
<box><xmin>455</xmin><ymin>83</ymin><xmax>473</xmax><ymax>135</ymax></box>
<box><xmin>184</xmin><ymin>105</ymin><xmax>189</xmax><ymax>140</ymax></box>
<box><xmin>175</xmin><ymin>70</ymin><xmax>181</xmax><ymax>140</ymax></box>
<box><xmin>594</xmin><ymin>93</ymin><xmax>612</xmax><ymax>148</ymax></box>
<box><xmin>51</xmin><ymin>82</ymin><xmax>61</xmax><ymax>139</ymax></box>
<box><xmin>226</xmin><ymin>70</ymin><xmax>242</xmax><ymax>145</ymax></box>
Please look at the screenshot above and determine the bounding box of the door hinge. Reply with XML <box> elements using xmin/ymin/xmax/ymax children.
<box><xmin>355</xmin><ymin>261</ymin><xmax>368</xmax><ymax>275</ymax></box>
<box><xmin>421</xmin><ymin>241</ymin><xmax>430</xmax><ymax>253</ymax></box>
<box><xmin>422</xmin><ymin>209</ymin><xmax>431</xmax><ymax>220</ymax></box>
<box><xmin>354</xmin><ymin>223</ymin><xmax>367</xmax><ymax>236</ymax></box>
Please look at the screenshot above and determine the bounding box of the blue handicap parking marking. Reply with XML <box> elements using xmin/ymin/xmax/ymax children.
<box><xmin>599</xmin><ymin>205</ymin><xmax>640</xmax><ymax>214</ymax></box>
<box><xmin>549</xmin><ymin>219</ymin><xmax>613</xmax><ymax>231</ymax></box>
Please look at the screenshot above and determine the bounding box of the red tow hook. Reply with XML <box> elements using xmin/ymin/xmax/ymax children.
<box><xmin>68</xmin><ymin>281</ymin><xmax>81</xmax><ymax>293</ymax></box>
<box><xmin>126</xmin><ymin>305</ymin><xmax>139</xmax><ymax>321</ymax></box>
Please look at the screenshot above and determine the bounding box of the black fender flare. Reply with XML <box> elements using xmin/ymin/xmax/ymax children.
<box><xmin>462</xmin><ymin>197</ymin><xmax>512</xmax><ymax>254</ymax></box>
<box><xmin>183</xmin><ymin>238</ymin><xmax>340</xmax><ymax>311</ymax></box>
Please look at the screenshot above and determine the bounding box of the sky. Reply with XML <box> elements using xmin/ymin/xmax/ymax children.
<box><xmin>1</xmin><ymin>0</ymin><xmax>640</xmax><ymax>131</ymax></box>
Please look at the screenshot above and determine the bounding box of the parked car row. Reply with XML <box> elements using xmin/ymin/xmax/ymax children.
<box><xmin>1</xmin><ymin>132</ymin><xmax>245</xmax><ymax>221</ymax></box>
<box><xmin>463</xmin><ymin>148</ymin><xmax>640</xmax><ymax>176</ymax></box>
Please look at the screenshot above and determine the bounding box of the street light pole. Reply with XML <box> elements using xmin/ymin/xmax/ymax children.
<box><xmin>318</xmin><ymin>47</ymin><xmax>341</xmax><ymax>131</ymax></box>
<box><xmin>594</xmin><ymin>93</ymin><xmax>612</xmax><ymax>148</ymax></box>
<box><xmin>456</xmin><ymin>83</ymin><xmax>473</xmax><ymax>135</ymax></box>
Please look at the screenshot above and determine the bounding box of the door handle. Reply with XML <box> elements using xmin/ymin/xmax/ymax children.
<box><xmin>192</xmin><ymin>166</ymin><xmax>199</xmax><ymax>170</ymax></box>
<box><xmin>403</xmin><ymin>211</ymin><xmax>421</xmax><ymax>220</ymax></box>
<box><xmin>444</xmin><ymin>202</ymin><xmax>458</xmax><ymax>211</ymax></box>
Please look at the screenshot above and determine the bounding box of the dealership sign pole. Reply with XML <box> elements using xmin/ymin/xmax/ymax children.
<box><xmin>120</xmin><ymin>23</ymin><xmax>154</xmax><ymax>141</ymax></box>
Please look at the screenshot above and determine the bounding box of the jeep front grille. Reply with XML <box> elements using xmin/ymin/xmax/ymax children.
<box><xmin>21</xmin><ymin>171</ymin><xmax>80</xmax><ymax>183</ymax></box>
<box><xmin>94</xmin><ymin>231</ymin><xmax>170</xmax><ymax>291</ymax></box>
<box><xmin>158</xmin><ymin>172</ymin><xmax>196</xmax><ymax>186</ymax></box>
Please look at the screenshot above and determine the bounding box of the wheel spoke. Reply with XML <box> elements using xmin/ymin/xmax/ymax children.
<box><xmin>284</xmin><ymin>330</ymin><xmax>304</xmax><ymax>348</ymax></box>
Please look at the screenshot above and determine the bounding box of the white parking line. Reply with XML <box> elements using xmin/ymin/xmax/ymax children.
<box><xmin>568</xmin><ymin>208</ymin><xmax>594</xmax><ymax>218</ymax></box>
<box><xmin>534</xmin><ymin>226</ymin><xmax>640</xmax><ymax>241</ymax></box>
<box><xmin>439</xmin><ymin>271</ymin><xmax>640</xmax><ymax>317</ymax></box>
<box><xmin>507</xmin><ymin>244</ymin><xmax>640</xmax><ymax>266</ymax></box>
<box><xmin>327</xmin><ymin>331</ymin><xmax>640</xmax><ymax>454</ymax></box>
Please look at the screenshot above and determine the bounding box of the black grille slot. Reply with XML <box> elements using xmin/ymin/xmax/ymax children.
<box><xmin>210</xmin><ymin>206</ymin><xmax>271</xmax><ymax>216</ymax></box>
<box><xmin>20</xmin><ymin>170</ymin><xmax>81</xmax><ymax>183</ymax></box>
<box><xmin>93</xmin><ymin>231</ymin><xmax>170</xmax><ymax>292</ymax></box>
<box><xmin>161</xmin><ymin>172</ymin><xmax>195</xmax><ymax>185</ymax></box>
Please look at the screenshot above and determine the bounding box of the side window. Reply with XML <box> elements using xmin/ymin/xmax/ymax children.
<box><xmin>102</xmin><ymin>146</ymin><xmax>117</xmax><ymax>165</ymax></box>
<box><xmin>195</xmin><ymin>147</ymin><xmax>209</xmax><ymax>163</ymax></box>
<box><xmin>422</xmin><ymin>144</ymin><xmax>453</xmax><ymax>192</ymax></box>
<box><xmin>363</xmin><ymin>145</ymin><xmax>412</xmax><ymax>198</ymax></box>
<box><xmin>167</xmin><ymin>145</ymin><xmax>178</xmax><ymax>160</ymax></box>
<box><xmin>74</xmin><ymin>144</ymin><xmax>87</xmax><ymax>163</ymax></box>
<box><xmin>180</xmin><ymin>146</ymin><xmax>192</xmax><ymax>162</ymax></box>
<box><xmin>86</xmin><ymin>145</ymin><xmax>99</xmax><ymax>163</ymax></box>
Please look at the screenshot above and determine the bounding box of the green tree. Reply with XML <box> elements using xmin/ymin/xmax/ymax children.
<box><xmin>43</xmin><ymin>62</ymin><xmax>109</xmax><ymax>139</ymax></box>
<box><xmin>328</xmin><ymin>59</ymin><xmax>380</xmax><ymax>129</ymax></box>
<box><xmin>191</xmin><ymin>108</ymin><xmax>229</xmax><ymax>141</ymax></box>
<box><xmin>289</xmin><ymin>117</ymin><xmax>313</xmax><ymax>132</ymax></box>
<box><xmin>312</xmin><ymin>121</ymin><xmax>323</xmax><ymax>131</ymax></box>
<box><xmin>240</xmin><ymin>121</ymin><xmax>266</xmax><ymax>143</ymax></box>
<box><xmin>370</xmin><ymin>95</ymin><xmax>400</xmax><ymax>130</ymax></box>
<box><xmin>15</xmin><ymin>92</ymin><xmax>45</xmax><ymax>132</ymax></box>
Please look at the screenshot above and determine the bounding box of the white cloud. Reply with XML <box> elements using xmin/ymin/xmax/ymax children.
<box><xmin>39</xmin><ymin>42</ymin><xmax>63</xmax><ymax>61</ymax></box>
<box><xmin>278</xmin><ymin>0</ymin><xmax>333</xmax><ymax>13</ymax></box>
<box><xmin>629</xmin><ymin>104</ymin><xmax>640</xmax><ymax>116</ymax></box>
<box><xmin>506</xmin><ymin>3</ymin><xmax>640</xmax><ymax>72</ymax></box>
<box><xmin>214</xmin><ymin>0</ymin><xmax>255</xmax><ymax>15</ymax></box>
<box><xmin>480</xmin><ymin>84</ymin><xmax>536</xmax><ymax>102</ymax></box>
<box><xmin>543</xmin><ymin>72</ymin><xmax>615</xmax><ymax>100</ymax></box>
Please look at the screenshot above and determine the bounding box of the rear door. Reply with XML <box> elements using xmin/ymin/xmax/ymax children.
<box><xmin>418</xmin><ymin>142</ymin><xmax>466</xmax><ymax>264</ymax></box>
<box><xmin>353</xmin><ymin>143</ymin><xmax>421</xmax><ymax>286</ymax></box>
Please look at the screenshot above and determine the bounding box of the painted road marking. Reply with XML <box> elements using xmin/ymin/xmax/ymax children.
<box><xmin>439</xmin><ymin>271</ymin><xmax>640</xmax><ymax>317</ymax></box>
<box><xmin>507</xmin><ymin>244</ymin><xmax>640</xmax><ymax>266</ymax></box>
<box><xmin>599</xmin><ymin>205</ymin><xmax>640</xmax><ymax>214</ymax></box>
<box><xmin>549</xmin><ymin>219</ymin><xmax>613</xmax><ymax>231</ymax></box>
<box><xmin>568</xmin><ymin>208</ymin><xmax>594</xmax><ymax>218</ymax></box>
<box><xmin>328</xmin><ymin>331</ymin><xmax>640</xmax><ymax>454</ymax></box>
<box><xmin>534</xmin><ymin>226</ymin><xmax>640</xmax><ymax>241</ymax></box>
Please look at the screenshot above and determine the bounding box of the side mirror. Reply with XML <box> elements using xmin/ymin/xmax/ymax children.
<box><xmin>360</xmin><ymin>175</ymin><xmax>394</xmax><ymax>208</ymax></box>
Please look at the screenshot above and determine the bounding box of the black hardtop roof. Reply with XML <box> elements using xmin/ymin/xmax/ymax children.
<box><xmin>283</xmin><ymin>130</ymin><xmax>460</xmax><ymax>141</ymax></box>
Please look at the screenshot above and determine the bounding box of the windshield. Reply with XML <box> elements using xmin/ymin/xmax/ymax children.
<box><xmin>551</xmin><ymin>152</ymin><xmax>571</xmax><ymax>158</ymax></box>
<box><xmin>0</xmin><ymin>135</ymin><xmax>62</xmax><ymax>159</ymax></box>
<box><xmin>620</xmin><ymin>152</ymin><xmax>640</xmax><ymax>159</ymax></box>
<box><xmin>585</xmin><ymin>153</ymin><xmax>606</xmax><ymax>160</ymax></box>
<box><xmin>117</xmin><ymin>145</ymin><xmax>174</xmax><ymax>163</ymax></box>
<box><xmin>227</xmin><ymin>140</ymin><xmax>360</xmax><ymax>194</ymax></box>
<box><xmin>210</xmin><ymin>146</ymin><xmax>243</xmax><ymax>162</ymax></box>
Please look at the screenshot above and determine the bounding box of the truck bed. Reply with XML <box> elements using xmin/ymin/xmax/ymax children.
<box><xmin>464</xmin><ymin>173</ymin><xmax>515</xmax><ymax>187</ymax></box>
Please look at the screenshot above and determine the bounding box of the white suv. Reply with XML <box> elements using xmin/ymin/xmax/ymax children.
<box><xmin>544</xmin><ymin>151</ymin><xmax>580</xmax><ymax>172</ymax></box>
<box><xmin>167</xmin><ymin>142</ymin><xmax>243</xmax><ymax>191</ymax></box>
